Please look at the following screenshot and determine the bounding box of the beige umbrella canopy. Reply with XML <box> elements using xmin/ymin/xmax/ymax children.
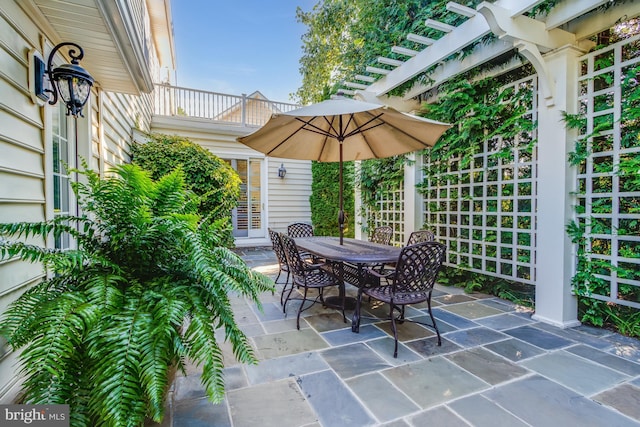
<box><xmin>237</xmin><ymin>97</ymin><xmax>451</xmax><ymax>243</ymax></box>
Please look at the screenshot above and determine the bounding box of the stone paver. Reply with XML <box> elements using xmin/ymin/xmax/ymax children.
<box><xmin>446</xmin><ymin>347</ymin><xmax>529</xmax><ymax>385</ymax></box>
<box><xmin>383</xmin><ymin>357</ymin><xmax>489</xmax><ymax>409</ymax></box>
<box><xmin>594</xmin><ymin>383</ymin><xmax>640</xmax><ymax>421</ymax></box>
<box><xmin>521</xmin><ymin>350</ymin><xmax>629</xmax><ymax>395</ymax></box>
<box><xmin>484</xmin><ymin>375</ymin><xmax>640</xmax><ymax>427</ymax></box>
<box><xmin>347</xmin><ymin>373</ymin><xmax>420</xmax><ymax>423</ymax></box>
<box><xmin>154</xmin><ymin>247</ymin><xmax>640</xmax><ymax>427</ymax></box>
<box><xmin>448</xmin><ymin>394</ymin><xmax>529</xmax><ymax>427</ymax></box>
<box><xmin>298</xmin><ymin>370</ymin><xmax>376</xmax><ymax>427</ymax></box>
<box><xmin>227</xmin><ymin>379</ymin><xmax>317</xmax><ymax>427</ymax></box>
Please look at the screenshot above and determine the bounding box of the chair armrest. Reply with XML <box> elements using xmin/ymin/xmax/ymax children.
<box><xmin>364</xmin><ymin>267</ymin><xmax>394</xmax><ymax>279</ymax></box>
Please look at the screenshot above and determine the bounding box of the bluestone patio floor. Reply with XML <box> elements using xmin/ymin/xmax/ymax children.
<box><xmin>154</xmin><ymin>247</ymin><xmax>640</xmax><ymax>427</ymax></box>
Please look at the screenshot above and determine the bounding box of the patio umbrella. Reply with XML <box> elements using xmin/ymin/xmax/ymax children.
<box><xmin>237</xmin><ymin>97</ymin><xmax>451</xmax><ymax>244</ymax></box>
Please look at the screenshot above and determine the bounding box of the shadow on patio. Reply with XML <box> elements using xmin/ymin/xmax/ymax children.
<box><xmin>156</xmin><ymin>247</ymin><xmax>640</xmax><ymax>427</ymax></box>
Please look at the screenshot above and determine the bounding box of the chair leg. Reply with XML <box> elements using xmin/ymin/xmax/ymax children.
<box><xmin>279</xmin><ymin>270</ymin><xmax>291</xmax><ymax>306</ymax></box>
<box><xmin>390</xmin><ymin>302</ymin><xmax>399</xmax><ymax>358</ymax></box>
<box><xmin>427</xmin><ymin>298</ymin><xmax>442</xmax><ymax>346</ymax></box>
<box><xmin>352</xmin><ymin>288</ymin><xmax>364</xmax><ymax>333</ymax></box>
<box><xmin>297</xmin><ymin>287</ymin><xmax>308</xmax><ymax>330</ymax></box>
<box><xmin>283</xmin><ymin>279</ymin><xmax>296</xmax><ymax>314</ymax></box>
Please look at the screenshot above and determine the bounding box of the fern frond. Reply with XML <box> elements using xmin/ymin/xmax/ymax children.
<box><xmin>19</xmin><ymin>292</ymin><xmax>94</xmax><ymax>405</ymax></box>
<box><xmin>88</xmin><ymin>305</ymin><xmax>149</xmax><ymax>427</ymax></box>
<box><xmin>182</xmin><ymin>293</ymin><xmax>226</xmax><ymax>402</ymax></box>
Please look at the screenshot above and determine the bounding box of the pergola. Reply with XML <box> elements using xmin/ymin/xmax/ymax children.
<box><xmin>340</xmin><ymin>1</ymin><xmax>640</xmax><ymax>328</ymax></box>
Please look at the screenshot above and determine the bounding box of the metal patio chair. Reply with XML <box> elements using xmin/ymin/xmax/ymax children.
<box><xmin>287</xmin><ymin>222</ymin><xmax>314</xmax><ymax>238</ymax></box>
<box><xmin>406</xmin><ymin>229</ymin><xmax>435</xmax><ymax>245</ymax></box>
<box><xmin>370</xmin><ymin>225</ymin><xmax>393</xmax><ymax>245</ymax></box>
<box><xmin>356</xmin><ymin>241</ymin><xmax>446</xmax><ymax>358</ymax></box>
<box><xmin>280</xmin><ymin>234</ymin><xmax>345</xmax><ymax>329</ymax></box>
<box><xmin>269</xmin><ymin>228</ymin><xmax>292</xmax><ymax>307</ymax></box>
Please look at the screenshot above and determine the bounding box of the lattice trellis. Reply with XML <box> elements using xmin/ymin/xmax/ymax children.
<box><xmin>422</xmin><ymin>76</ymin><xmax>538</xmax><ymax>284</ymax></box>
<box><xmin>370</xmin><ymin>187</ymin><xmax>406</xmax><ymax>247</ymax></box>
<box><xmin>576</xmin><ymin>34</ymin><xmax>640</xmax><ymax>309</ymax></box>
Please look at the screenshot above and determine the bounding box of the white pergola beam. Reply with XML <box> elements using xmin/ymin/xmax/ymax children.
<box><xmin>355</xmin><ymin>74</ymin><xmax>376</xmax><ymax>83</ymax></box>
<box><xmin>377</xmin><ymin>56</ymin><xmax>404</xmax><ymax>67</ymax></box>
<box><xmin>360</xmin><ymin>0</ymin><xmax>566</xmax><ymax>97</ymax></box>
<box><xmin>478</xmin><ymin>2</ymin><xmax>576</xmax><ymax>51</ymax></box>
<box><xmin>446</xmin><ymin>2</ymin><xmax>477</xmax><ymax>17</ymax></box>
<box><xmin>366</xmin><ymin>66</ymin><xmax>390</xmax><ymax>75</ymax></box>
<box><xmin>343</xmin><ymin>81</ymin><xmax>368</xmax><ymax>90</ymax></box>
<box><xmin>402</xmin><ymin>39</ymin><xmax>515</xmax><ymax>100</ymax></box>
<box><xmin>335</xmin><ymin>89</ymin><xmax>355</xmax><ymax>96</ymax></box>
<box><xmin>556</xmin><ymin>1</ymin><xmax>640</xmax><ymax>39</ymax></box>
<box><xmin>391</xmin><ymin>46</ymin><xmax>419</xmax><ymax>57</ymax></box>
<box><xmin>497</xmin><ymin>0</ymin><xmax>547</xmax><ymax>17</ymax></box>
<box><xmin>367</xmin><ymin>14</ymin><xmax>491</xmax><ymax>96</ymax></box>
<box><xmin>425</xmin><ymin>18</ymin><xmax>456</xmax><ymax>33</ymax></box>
<box><xmin>544</xmin><ymin>0</ymin><xmax>609</xmax><ymax>29</ymax></box>
<box><xmin>406</xmin><ymin>33</ymin><xmax>436</xmax><ymax>46</ymax></box>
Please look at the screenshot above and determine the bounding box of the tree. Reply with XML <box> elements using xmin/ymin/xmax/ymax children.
<box><xmin>0</xmin><ymin>164</ymin><xmax>273</xmax><ymax>426</ymax></box>
<box><xmin>131</xmin><ymin>133</ymin><xmax>240</xmax><ymax>247</ymax></box>
<box><xmin>295</xmin><ymin>0</ymin><xmax>470</xmax><ymax>104</ymax></box>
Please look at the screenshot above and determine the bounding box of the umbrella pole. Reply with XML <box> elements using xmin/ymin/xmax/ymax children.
<box><xmin>338</xmin><ymin>139</ymin><xmax>344</xmax><ymax>245</ymax></box>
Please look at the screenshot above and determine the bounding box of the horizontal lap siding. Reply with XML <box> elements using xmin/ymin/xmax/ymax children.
<box><xmin>267</xmin><ymin>160</ymin><xmax>312</xmax><ymax>233</ymax></box>
<box><xmin>0</xmin><ymin>2</ymin><xmax>47</xmax><ymax>403</ymax></box>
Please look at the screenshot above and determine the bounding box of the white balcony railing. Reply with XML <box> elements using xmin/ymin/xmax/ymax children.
<box><xmin>153</xmin><ymin>84</ymin><xmax>300</xmax><ymax>127</ymax></box>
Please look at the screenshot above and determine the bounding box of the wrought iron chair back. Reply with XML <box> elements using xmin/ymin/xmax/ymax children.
<box><xmin>370</xmin><ymin>225</ymin><xmax>393</xmax><ymax>245</ymax></box>
<box><xmin>287</xmin><ymin>222</ymin><xmax>314</xmax><ymax>238</ymax></box>
<box><xmin>406</xmin><ymin>230</ymin><xmax>435</xmax><ymax>245</ymax></box>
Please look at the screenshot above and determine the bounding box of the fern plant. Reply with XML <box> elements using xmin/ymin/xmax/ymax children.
<box><xmin>0</xmin><ymin>164</ymin><xmax>274</xmax><ymax>427</ymax></box>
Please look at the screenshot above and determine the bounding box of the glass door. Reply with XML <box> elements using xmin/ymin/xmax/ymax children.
<box><xmin>229</xmin><ymin>158</ymin><xmax>264</xmax><ymax>238</ymax></box>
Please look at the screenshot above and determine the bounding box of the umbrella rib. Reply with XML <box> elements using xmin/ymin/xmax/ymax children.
<box><xmin>361</xmin><ymin>110</ymin><xmax>434</xmax><ymax>148</ymax></box>
<box><xmin>294</xmin><ymin>117</ymin><xmax>338</xmax><ymax>139</ymax></box>
<box><xmin>264</xmin><ymin>119</ymin><xmax>321</xmax><ymax>156</ymax></box>
<box><xmin>342</xmin><ymin>113</ymin><xmax>385</xmax><ymax>139</ymax></box>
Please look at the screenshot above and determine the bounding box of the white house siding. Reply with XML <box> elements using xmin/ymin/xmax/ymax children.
<box><xmin>0</xmin><ymin>1</ymin><xmax>50</xmax><ymax>402</ymax></box>
<box><xmin>0</xmin><ymin>1</ymin><xmax>157</xmax><ymax>403</ymax></box>
<box><xmin>150</xmin><ymin>116</ymin><xmax>313</xmax><ymax>245</ymax></box>
<box><xmin>95</xmin><ymin>90</ymin><xmax>153</xmax><ymax>170</ymax></box>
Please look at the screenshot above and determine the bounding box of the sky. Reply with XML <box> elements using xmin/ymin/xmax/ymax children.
<box><xmin>171</xmin><ymin>0</ymin><xmax>318</xmax><ymax>103</ymax></box>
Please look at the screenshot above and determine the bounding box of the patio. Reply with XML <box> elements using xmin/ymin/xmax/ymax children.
<box><xmin>156</xmin><ymin>247</ymin><xmax>640</xmax><ymax>427</ymax></box>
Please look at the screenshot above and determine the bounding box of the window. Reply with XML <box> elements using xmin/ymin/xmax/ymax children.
<box><xmin>51</xmin><ymin>103</ymin><xmax>74</xmax><ymax>250</ymax></box>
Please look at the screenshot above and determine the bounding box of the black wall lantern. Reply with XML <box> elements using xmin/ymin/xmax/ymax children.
<box><xmin>38</xmin><ymin>42</ymin><xmax>94</xmax><ymax>117</ymax></box>
<box><xmin>278</xmin><ymin>163</ymin><xmax>287</xmax><ymax>179</ymax></box>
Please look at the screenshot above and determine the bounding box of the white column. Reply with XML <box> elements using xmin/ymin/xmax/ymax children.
<box><xmin>403</xmin><ymin>153</ymin><xmax>418</xmax><ymax>242</ymax></box>
<box><xmin>532</xmin><ymin>45</ymin><xmax>584</xmax><ymax>327</ymax></box>
<box><xmin>354</xmin><ymin>161</ymin><xmax>363</xmax><ymax>240</ymax></box>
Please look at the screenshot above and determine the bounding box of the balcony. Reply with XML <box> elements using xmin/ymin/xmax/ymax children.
<box><xmin>153</xmin><ymin>84</ymin><xmax>300</xmax><ymax>128</ymax></box>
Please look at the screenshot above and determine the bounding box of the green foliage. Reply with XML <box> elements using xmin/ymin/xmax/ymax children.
<box><xmin>295</xmin><ymin>0</ymin><xmax>489</xmax><ymax>103</ymax></box>
<box><xmin>358</xmin><ymin>156</ymin><xmax>406</xmax><ymax>233</ymax></box>
<box><xmin>419</xmin><ymin>72</ymin><xmax>535</xmax><ymax>173</ymax></box>
<box><xmin>310</xmin><ymin>161</ymin><xmax>355</xmax><ymax>237</ymax></box>
<box><xmin>0</xmin><ymin>164</ymin><xmax>274</xmax><ymax>426</ymax></box>
<box><xmin>131</xmin><ymin>133</ymin><xmax>240</xmax><ymax>247</ymax></box>
<box><xmin>437</xmin><ymin>266</ymin><xmax>535</xmax><ymax>306</ymax></box>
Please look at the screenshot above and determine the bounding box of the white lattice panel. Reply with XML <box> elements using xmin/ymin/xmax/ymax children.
<box><xmin>577</xmin><ymin>34</ymin><xmax>640</xmax><ymax>309</ymax></box>
<box><xmin>422</xmin><ymin>76</ymin><xmax>538</xmax><ymax>284</ymax></box>
<box><xmin>371</xmin><ymin>187</ymin><xmax>406</xmax><ymax>246</ymax></box>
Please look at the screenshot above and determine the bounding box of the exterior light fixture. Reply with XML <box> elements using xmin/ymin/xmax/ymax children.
<box><xmin>278</xmin><ymin>163</ymin><xmax>287</xmax><ymax>179</ymax></box>
<box><xmin>40</xmin><ymin>42</ymin><xmax>94</xmax><ymax>117</ymax></box>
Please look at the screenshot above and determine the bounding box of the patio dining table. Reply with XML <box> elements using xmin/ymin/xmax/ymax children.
<box><xmin>294</xmin><ymin>236</ymin><xmax>400</xmax><ymax>332</ymax></box>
